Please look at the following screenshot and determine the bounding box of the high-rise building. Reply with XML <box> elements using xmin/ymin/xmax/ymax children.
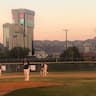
<box><xmin>12</xmin><ymin>9</ymin><xmax>35</xmax><ymax>27</ymax></box>
<box><xmin>3</xmin><ymin>9</ymin><xmax>35</xmax><ymax>56</ymax></box>
<box><xmin>3</xmin><ymin>23</ymin><xmax>24</xmax><ymax>49</ymax></box>
<box><xmin>3</xmin><ymin>23</ymin><xmax>10</xmax><ymax>48</ymax></box>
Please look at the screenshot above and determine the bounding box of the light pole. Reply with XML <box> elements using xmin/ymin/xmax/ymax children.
<box><xmin>23</xmin><ymin>13</ymin><xmax>26</xmax><ymax>49</ymax></box>
<box><xmin>64</xmin><ymin>29</ymin><xmax>68</xmax><ymax>50</ymax></box>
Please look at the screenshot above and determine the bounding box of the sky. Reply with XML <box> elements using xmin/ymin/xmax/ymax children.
<box><xmin>0</xmin><ymin>0</ymin><xmax>96</xmax><ymax>43</ymax></box>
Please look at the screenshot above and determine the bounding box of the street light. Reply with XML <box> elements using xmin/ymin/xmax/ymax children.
<box><xmin>19</xmin><ymin>12</ymin><xmax>26</xmax><ymax>49</ymax></box>
<box><xmin>23</xmin><ymin>13</ymin><xmax>26</xmax><ymax>49</ymax></box>
<box><xmin>64</xmin><ymin>29</ymin><xmax>68</xmax><ymax>50</ymax></box>
<box><xmin>18</xmin><ymin>12</ymin><xmax>26</xmax><ymax>58</ymax></box>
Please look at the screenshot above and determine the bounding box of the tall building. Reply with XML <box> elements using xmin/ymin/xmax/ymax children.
<box><xmin>3</xmin><ymin>23</ymin><xmax>10</xmax><ymax>48</ymax></box>
<box><xmin>3</xmin><ymin>9</ymin><xmax>35</xmax><ymax>56</ymax></box>
<box><xmin>3</xmin><ymin>23</ymin><xmax>24</xmax><ymax>49</ymax></box>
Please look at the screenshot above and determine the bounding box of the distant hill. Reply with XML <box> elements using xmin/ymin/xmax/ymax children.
<box><xmin>34</xmin><ymin>37</ymin><xmax>96</xmax><ymax>55</ymax></box>
<box><xmin>34</xmin><ymin>40</ymin><xmax>65</xmax><ymax>55</ymax></box>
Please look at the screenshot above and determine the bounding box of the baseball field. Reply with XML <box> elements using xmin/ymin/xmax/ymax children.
<box><xmin>0</xmin><ymin>72</ymin><xmax>96</xmax><ymax>96</ymax></box>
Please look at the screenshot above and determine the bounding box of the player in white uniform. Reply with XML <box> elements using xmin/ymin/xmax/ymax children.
<box><xmin>43</xmin><ymin>63</ymin><xmax>48</xmax><ymax>77</ymax></box>
<box><xmin>23</xmin><ymin>59</ymin><xmax>30</xmax><ymax>81</ymax></box>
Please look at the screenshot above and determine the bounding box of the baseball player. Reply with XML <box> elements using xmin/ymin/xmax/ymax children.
<box><xmin>23</xmin><ymin>58</ymin><xmax>30</xmax><ymax>81</ymax></box>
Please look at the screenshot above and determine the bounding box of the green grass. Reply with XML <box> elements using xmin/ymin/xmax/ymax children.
<box><xmin>3</xmin><ymin>77</ymin><xmax>96</xmax><ymax>96</ymax></box>
<box><xmin>4</xmin><ymin>83</ymin><xmax>96</xmax><ymax>96</ymax></box>
<box><xmin>1</xmin><ymin>72</ymin><xmax>96</xmax><ymax>96</ymax></box>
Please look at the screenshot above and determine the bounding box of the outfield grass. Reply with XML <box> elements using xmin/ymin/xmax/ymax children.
<box><xmin>3</xmin><ymin>76</ymin><xmax>96</xmax><ymax>96</ymax></box>
<box><xmin>4</xmin><ymin>85</ymin><xmax>96</xmax><ymax>96</ymax></box>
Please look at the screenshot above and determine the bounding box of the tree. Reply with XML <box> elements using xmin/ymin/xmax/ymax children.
<box><xmin>60</xmin><ymin>46</ymin><xmax>83</xmax><ymax>61</ymax></box>
<box><xmin>0</xmin><ymin>47</ymin><xmax>9</xmax><ymax>58</ymax></box>
<box><xmin>9</xmin><ymin>47</ymin><xmax>30</xmax><ymax>58</ymax></box>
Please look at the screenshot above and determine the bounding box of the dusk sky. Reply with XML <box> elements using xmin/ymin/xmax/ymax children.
<box><xmin>0</xmin><ymin>0</ymin><xmax>96</xmax><ymax>43</ymax></box>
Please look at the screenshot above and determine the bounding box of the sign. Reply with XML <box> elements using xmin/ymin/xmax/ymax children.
<box><xmin>30</xmin><ymin>65</ymin><xmax>36</xmax><ymax>71</ymax></box>
<box><xmin>1</xmin><ymin>65</ymin><xmax>6</xmax><ymax>71</ymax></box>
<box><xmin>19</xmin><ymin>13</ymin><xmax>24</xmax><ymax>25</ymax></box>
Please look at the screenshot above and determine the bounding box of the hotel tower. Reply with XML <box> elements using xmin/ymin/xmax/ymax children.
<box><xmin>3</xmin><ymin>9</ymin><xmax>35</xmax><ymax>55</ymax></box>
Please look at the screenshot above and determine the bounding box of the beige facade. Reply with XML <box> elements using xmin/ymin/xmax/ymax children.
<box><xmin>3</xmin><ymin>9</ymin><xmax>35</xmax><ymax>56</ymax></box>
<box><xmin>3</xmin><ymin>23</ymin><xmax>23</xmax><ymax>49</ymax></box>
